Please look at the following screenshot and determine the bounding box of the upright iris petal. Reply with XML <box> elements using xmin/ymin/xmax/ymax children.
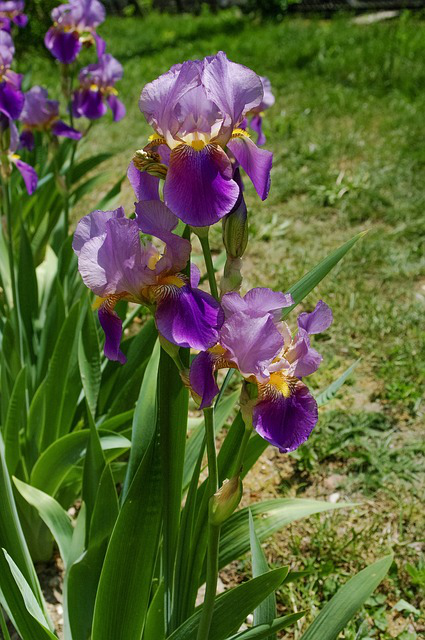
<box><xmin>0</xmin><ymin>32</ymin><xmax>24</xmax><ymax>120</ymax></box>
<box><xmin>73</xmin><ymin>54</ymin><xmax>125</xmax><ymax>122</ymax></box>
<box><xmin>73</xmin><ymin>202</ymin><xmax>223</xmax><ymax>362</ymax></box>
<box><xmin>0</xmin><ymin>2</ymin><xmax>27</xmax><ymax>31</ymax></box>
<box><xmin>189</xmin><ymin>288</ymin><xmax>333</xmax><ymax>453</ymax></box>
<box><xmin>136</xmin><ymin>51</ymin><xmax>273</xmax><ymax>226</ymax></box>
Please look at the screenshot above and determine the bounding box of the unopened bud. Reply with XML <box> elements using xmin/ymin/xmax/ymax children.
<box><xmin>220</xmin><ymin>256</ymin><xmax>243</xmax><ymax>296</ymax></box>
<box><xmin>222</xmin><ymin>194</ymin><xmax>248</xmax><ymax>259</ymax></box>
<box><xmin>133</xmin><ymin>149</ymin><xmax>167</xmax><ymax>179</ymax></box>
<box><xmin>239</xmin><ymin>381</ymin><xmax>257</xmax><ymax>428</ymax></box>
<box><xmin>209</xmin><ymin>475</ymin><xmax>243</xmax><ymax>526</ymax></box>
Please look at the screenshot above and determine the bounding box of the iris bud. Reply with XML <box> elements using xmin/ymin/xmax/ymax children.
<box><xmin>239</xmin><ymin>381</ymin><xmax>258</xmax><ymax>428</ymax></box>
<box><xmin>133</xmin><ymin>149</ymin><xmax>167</xmax><ymax>179</ymax></box>
<box><xmin>220</xmin><ymin>256</ymin><xmax>243</xmax><ymax>296</ymax></box>
<box><xmin>222</xmin><ymin>194</ymin><xmax>248</xmax><ymax>259</ymax></box>
<box><xmin>209</xmin><ymin>475</ymin><xmax>243</xmax><ymax>526</ymax></box>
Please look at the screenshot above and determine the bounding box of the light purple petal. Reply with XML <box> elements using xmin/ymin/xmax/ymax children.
<box><xmin>98</xmin><ymin>304</ymin><xmax>126</xmax><ymax>364</ymax></box>
<box><xmin>21</xmin><ymin>85</ymin><xmax>58</xmax><ymax>127</ymax></box>
<box><xmin>106</xmin><ymin>94</ymin><xmax>125</xmax><ymax>122</ymax></box>
<box><xmin>52</xmin><ymin>119</ymin><xmax>82</xmax><ymax>140</ymax></box>
<box><xmin>164</xmin><ymin>143</ymin><xmax>239</xmax><ymax>226</ymax></box>
<box><xmin>298</xmin><ymin>300</ymin><xmax>333</xmax><ymax>335</ymax></box>
<box><xmin>221</xmin><ymin>287</ymin><xmax>293</xmax><ymax>322</ymax></box>
<box><xmin>227</xmin><ymin>134</ymin><xmax>272</xmax><ymax>200</ymax></box>
<box><xmin>135</xmin><ymin>199</ymin><xmax>190</xmax><ymax>274</ymax></box>
<box><xmin>14</xmin><ymin>158</ymin><xmax>37</xmax><ymax>194</ymax></box>
<box><xmin>250</xmin><ymin>114</ymin><xmax>265</xmax><ymax>146</ymax></box>
<box><xmin>94</xmin><ymin>33</ymin><xmax>106</xmax><ymax>57</ymax></box>
<box><xmin>190</xmin><ymin>263</ymin><xmax>200</xmax><ymax>288</ymax></box>
<box><xmin>190</xmin><ymin>350</ymin><xmax>219</xmax><ymax>409</ymax></box>
<box><xmin>127</xmin><ymin>160</ymin><xmax>159</xmax><ymax>201</ymax></box>
<box><xmin>202</xmin><ymin>51</ymin><xmax>263</xmax><ymax>133</ymax></box>
<box><xmin>155</xmin><ymin>285</ymin><xmax>224</xmax><ymax>351</ymax></box>
<box><xmin>286</xmin><ymin>329</ymin><xmax>323</xmax><ymax>378</ymax></box>
<box><xmin>253</xmin><ymin>380</ymin><xmax>318</xmax><ymax>452</ymax></box>
<box><xmin>219</xmin><ymin>312</ymin><xmax>284</xmax><ymax>381</ymax></box>
<box><xmin>73</xmin><ymin>207</ymin><xmax>125</xmax><ymax>255</ymax></box>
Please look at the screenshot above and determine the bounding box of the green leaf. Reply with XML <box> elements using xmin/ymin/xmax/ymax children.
<box><xmin>78</xmin><ymin>301</ymin><xmax>101</xmax><ymax>418</ymax></box>
<box><xmin>218</xmin><ymin>499</ymin><xmax>352</xmax><ymax>577</ymax></box>
<box><xmin>121</xmin><ymin>340</ymin><xmax>160</xmax><ymax>499</ymax></box>
<box><xmin>300</xmin><ymin>555</ymin><xmax>393</xmax><ymax>640</ymax></box>
<box><xmin>168</xmin><ymin>568</ymin><xmax>289</xmax><ymax>640</ymax></box>
<box><xmin>4</xmin><ymin>366</ymin><xmax>27</xmax><ymax>474</ymax></box>
<box><xmin>82</xmin><ymin>411</ymin><xmax>106</xmax><ymax>534</ymax></box>
<box><xmin>225</xmin><ymin>613</ymin><xmax>305</xmax><ymax>639</ymax></box>
<box><xmin>70</xmin><ymin>153</ymin><xmax>113</xmax><ymax>184</ymax></box>
<box><xmin>94</xmin><ymin>173</ymin><xmax>126</xmax><ymax>210</ymax></box>
<box><xmin>30</xmin><ymin>430</ymin><xmax>130</xmax><ymax>498</ymax></box>
<box><xmin>249</xmin><ymin>510</ymin><xmax>276</xmax><ymax>638</ymax></box>
<box><xmin>91</xmin><ymin>432</ymin><xmax>162</xmax><ymax>640</ymax></box>
<box><xmin>13</xmin><ymin>478</ymin><xmax>73</xmax><ymax>569</ymax></box>
<box><xmin>316</xmin><ymin>359</ymin><xmax>361</xmax><ymax>407</ymax></box>
<box><xmin>17</xmin><ymin>225</ymin><xmax>38</xmax><ymax>354</ymax></box>
<box><xmin>143</xmin><ymin>581</ymin><xmax>165</xmax><ymax>640</ymax></box>
<box><xmin>282</xmin><ymin>232</ymin><xmax>365</xmax><ymax>319</ymax></box>
<box><xmin>2</xmin><ymin>550</ymin><xmax>57</xmax><ymax>639</ymax></box>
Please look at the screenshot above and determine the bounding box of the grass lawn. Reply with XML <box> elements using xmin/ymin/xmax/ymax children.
<box><xmin>20</xmin><ymin>8</ymin><xmax>425</xmax><ymax>639</ymax></box>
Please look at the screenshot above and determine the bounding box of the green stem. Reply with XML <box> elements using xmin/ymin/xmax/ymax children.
<box><xmin>199</xmin><ymin>234</ymin><xmax>219</xmax><ymax>301</ymax></box>
<box><xmin>0</xmin><ymin>605</ymin><xmax>11</xmax><ymax>640</ymax></box>
<box><xmin>231</xmin><ymin>423</ymin><xmax>252</xmax><ymax>478</ymax></box>
<box><xmin>196</xmin><ymin>406</ymin><xmax>220</xmax><ymax>640</ymax></box>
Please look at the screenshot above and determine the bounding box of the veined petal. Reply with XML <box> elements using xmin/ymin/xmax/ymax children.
<box><xmin>190</xmin><ymin>350</ymin><xmax>219</xmax><ymax>409</ymax></box>
<box><xmin>164</xmin><ymin>143</ymin><xmax>239</xmax><ymax>226</ymax></box>
<box><xmin>298</xmin><ymin>300</ymin><xmax>333</xmax><ymax>335</ymax></box>
<box><xmin>127</xmin><ymin>161</ymin><xmax>159</xmax><ymax>201</ymax></box>
<box><xmin>190</xmin><ymin>263</ymin><xmax>201</xmax><ymax>288</ymax></box>
<box><xmin>0</xmin><ymin>80</ymin><xmax>23</xmax><ymax>120</ymax></box>
<box><xmin>73</xmin><ymin>88</ymin><xmax>107</xmax><ymax>120</ymax></box>
<box><xmin>155</xmin><ymin>285</ymin><xmax>224</xmax><ymax>351</ymax></box>
<box><xmin>253</xmin><ymin>380</ymin><xmax>318</xmax><ymax>452</ymax></box>
<box><xmin>135</xmin><ymin>199</ymin><xmax>190</xmax><ymax>274</ymax></box>
<box><xmin>14</xmin><ymin>158</ymin><xmax>37</xmax><ymax>194</ymax></box>
<box><xmin>73</xmin><ymin>206</ymin><xmax>125</xmax><ymax>255</ymax></box>
<box><xmin>220</xmin><ymin>312</ymin><xmax>284</xmax><ymax>381</ymax></box>
<box><xmin>51</xmin><ymin>119</ymin><xmax>82</xmax><ymax>140</ymax></box>
<box><xmin>222</xmin><ymin>287</ymin><xmax>293</xmax><ymax>322</ymax></box>
<box><xmin>250</xmin><ymin>114</ymin><xmax>265</xmax><ymax>146</ymax></box>
<box><xmin>227</xmin><ymin>133</ymin><xmax>272</xmax><ymax>200</ymax></box>
<box><xmin>98</xmin><ymin>303</ymin><xmax>126</xmax><ymax>364</ymax></box>
<box><xmin>107</xmin><ymin>93</ymin><xmax>125</xmax><ymax>122</ymax></box>
<box><xmin>44</xmin><ymin>28</ymin><xmax>81</xmax><ymax>64</ymax></box>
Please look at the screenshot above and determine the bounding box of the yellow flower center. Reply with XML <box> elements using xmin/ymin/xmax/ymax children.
<box><xmin>190</xmin><ymin>139</ymin><xmax>206</xmax><ymax>151</ymax></box>
<box><xmin>268</xmin><ymin>371</ymin><xmax>291</xmax><ymax>398</ymax></box>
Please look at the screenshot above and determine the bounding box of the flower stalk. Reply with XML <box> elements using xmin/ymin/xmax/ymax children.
<box><xmin>199</xmin><ymin>232</ymin><xmax>219</xmax><ymax>301</ymax></box>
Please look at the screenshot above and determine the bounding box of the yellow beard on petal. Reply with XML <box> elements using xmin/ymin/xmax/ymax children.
<box><xmin>268</xmin><ymin>371</ymin><xmax>291</xmax><ymax>398</ymax></box>
<box><xmin>158</xmin><ymin>274</ymin><xmax>185</xmax><ymax>288</ymax></box>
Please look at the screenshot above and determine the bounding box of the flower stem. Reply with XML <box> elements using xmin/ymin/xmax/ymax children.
<box><xmin>199</xmin><ymin>233</ymin><xmax>219</xmax><ymax>301</ymax></box>
<box><xmin>197</xmin><ymin>406</ymin><xmax>220</xmax><ymax>640</ymax></box>
<box><xmin>231</xmin><ymin>422</ymin><xmax>252</xmax><ymax>478</ymax></box>
<box><xmin>0</xmin><ymin>606</ymin><xmax>11</xmax><ymax>640</ymax></box>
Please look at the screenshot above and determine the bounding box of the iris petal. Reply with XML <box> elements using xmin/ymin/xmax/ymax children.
<box><xmin>190</xmin><ymin>350</ymin><xmax>220</xmax><ymax>410</ymax></box>
<box><xmin>227</xmin><ymin>134</ymin><xmax>272</xmax><ymax>201</ymax></box>
<box><xmin>98</xmin><ymin>304</ymin><xmax>126</xmax><ymax>364</ymax></box>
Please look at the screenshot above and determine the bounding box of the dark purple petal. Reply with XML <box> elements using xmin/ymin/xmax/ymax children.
<box><xmin>253</xmin><ymin>380</ymin><xmax>318</xmax><ymax>452</ymax></box>
<box><xmin>12</xmin><ymin>13</ymin><xmax>27</xmax><ymax>27</ymax></box>
<box><xmin>44</xmin><ymin>27</ymin><xmax>81</xmax><ymax>64</ymax></box>
<box><xmin>0</xmin><ymin>79</ymin><xmax>23</xmax><ymax>119</ymax></box>
<box><xmin>127</xmin><ymin>161</ymin><xmax>159</xmax><ymax>201</ymax></box>
<box><xmin>202</xmin><ymin>51</ymin><xmax>263</xmax><ymax>133</ymax></box>
<box><xmin>0</xmin><ymin>17</ymin><xmax>11</xmax><ymax>31</ymax></box>
<box><xmin>51</xmin><ymin>119</ymin><xmax>82</xmax><ymax>140</ymax></box>
<box><xmin>98</xmin><ymin>304</ymin><xmax>126</xmax><ymax>364</ymax></box>
<box><xmin>227</xmin><ymin>134</ymin><xmax>272</xmax><ymax>200</ymax></box>
<box><xmin>190</xmin><ymin>350</ymin><xmax>219</xmax><ymax>409</ymax></box>
<box><xmin>73</xmin><ymin>206</ymin><xmax>125</xmax><ymax>255</ymax></box>
<box><xmin>298</xmin><ymin>300</ymin><xmax>333</xmax><ymax>335</ymax></box>
<box><xmin>106</xmin><ymin>94</ymin><xmax>125</xmax><ymax>122</ymax></box>
<box><xmin>155</xmin><ymin>285</ymin><xmax>224</xmax><ymax>351</ymax></box>
<box><xmin>164</xmin><ymin>143</ymin><xmax>239</xmax><ymax>226</ymax></box>
<box><xmin>19</xmin><ymin>129</ymin><xmax>34</xmax><ymax>150</ymax></box>
<box><xmin>220</xmin><ymin>312</ymin><xmax>284</xmax><ymax>381</ymax></box>
<box><xmin>73</xmin><ymin>89</ymin><xmax>106</xmax><ymax>120</ymax></box>
<box><xmin>250</xmin><ymin>114</ymin><xmax>265</xmax><ymax>146</ymax></box>
<box><xmin>135</xmin><ymin>199</ymin><xmax>190</xmax><ymax>274</ymax></box>
<box><xmin>14</xmin><ymin>158</ymin><xmax>37</xmax><ymax>194</ymax></box>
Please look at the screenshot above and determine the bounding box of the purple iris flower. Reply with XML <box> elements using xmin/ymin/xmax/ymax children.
<box><xmin>72</xmin><ymin>54</ymin><xmax>125</xmax><ymax>122</ymax></box>
<box><xmin>242</xmin><ymin>76</ymin><xmax>275</xmax><ymax>147</ymax></box>
<box><xmin>19</xmin><ymin>86</ymin><xmax>82</xmax><ymax>150</ymax></box>
<box><xmin>0</xmin><ymin>31</ymin><xmax>24</xmax><ymax>120</ymax></box>
<box><xmin>134</xmin><ymin>51</ymin><xmax>273</xmax><ymax>227</ymax></box>
<box><xmin>189</xmin><ymin>291</ymin><xmax>333</xmax><ymax>452</ymax></box>
<box><xmin>72</xmin><ymin>201</ymin><xmax>223</xmax><ymax>363</ymax></box>
<box><xmin>0</xmin><ymin>115</ymin><xmax>37</xmax><ymax>193</ymax></box>
<box><xmin>0</xmin><ymin>1</ymin><xmax>27</xmax><ymax>31</ymax></box>
<box><xmin>44</xmin><ymin>0</ymin><xmax>106</xmax><ymax>64</ymax></box>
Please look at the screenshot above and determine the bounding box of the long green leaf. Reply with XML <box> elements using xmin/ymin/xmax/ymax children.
<box><xmin>316</xmin><ymin>359</ymin><xmax>360</xmax><ymax>407</ymax></box>
<box><xmin>91</xmin><ymin>432</ymin><xmax>162</xmax><ymax>640</ymax></box>
<box><xmin>17</xmin><ymin>225</ymin><xmax>38</xmax><ymax>356</ymax></box>
<box><xmin>122</xmin><ymin>340</ymin><xmax>160</xmax><ymax>499</ymax></box>
<box><xmin>226</xmin><ymin>613</ymin><xmax>305</xmax><ymax>639</ymax></box>
<box><xmin>249</xmin><ymin>510</ymin><xmax>276</xmax><ymax>639</ymax></box>
<box><xmin>168</xmin><ymin>568</ymin><xmax>289</xmax><ymax>640</ymax></box>
<box><xmin>282</xmin><ymin>232</ymin><xmax>365</xmax><ymax>319</ymax></box>
<box><xmin>82</xmin><ymin>411</ymin><xmax>106</xmax><ymax>534</ymax></box>
<box><xmin>13</xmin><ymin>478</ymin><xmax>73</xmax><ymax>568</ymax></box>
<box><xmin>78</xmin><ymin>301</ymin><xmax>101</xmax><ymax>418</ymax></box>
<box><xmin>300</xmin><ymin>555</ymin><xmax>393</xmax><ymax>640</ymax></box>
<box><xmin>218</xmin><ymin>499</ymin><xmax>352</xmax><ymax>578</ymax></box>
<box><xmin>4</xmin><ymin>366</ymin><xmax>27</xmax><ymax>474</ymax></box>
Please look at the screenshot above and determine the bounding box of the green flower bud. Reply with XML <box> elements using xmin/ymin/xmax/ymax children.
<box><xmin>209</xmin><ymin>475</ymin><xmax>243</xmax><ymax>526</ymax></box>
<box><xmin>220</xmin><ymin>256</ymin><xmax>243</xmax><ymax>296</ymax></box>
<box><xmin>222</xmin><ymin>194</ymin><xmax>248</xmax><ymax>259</ymax></box>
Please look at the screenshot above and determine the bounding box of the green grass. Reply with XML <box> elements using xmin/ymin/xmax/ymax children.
<box><xmin>19</xmin><ymin>8</ymin><xmax>425</xmax><ymax>639</ymax></box>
